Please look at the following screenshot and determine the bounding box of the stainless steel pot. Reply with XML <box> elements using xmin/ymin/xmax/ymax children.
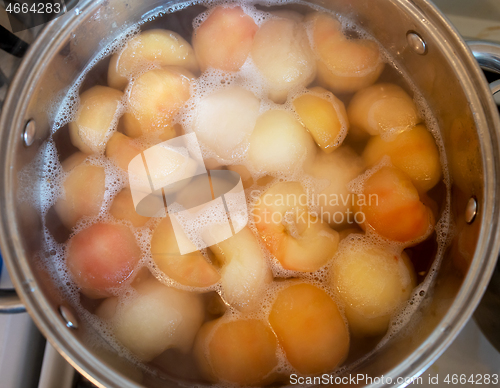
<box><xmin>1</xmin><ymin>0</ymin><xmax>500</xmax><ymax>387</ymax></box>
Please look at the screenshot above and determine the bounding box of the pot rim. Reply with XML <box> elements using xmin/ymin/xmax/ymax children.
<box><xmin>0</xmin><ymin>1</ymin><xmax>499</xmax><ymax>387</ymax></box>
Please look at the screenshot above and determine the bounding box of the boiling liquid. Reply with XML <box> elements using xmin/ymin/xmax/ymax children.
<box><xmin>33</xmin><ymin>0</ymin><xmax>451</xmax><ymax>384</ymax></box>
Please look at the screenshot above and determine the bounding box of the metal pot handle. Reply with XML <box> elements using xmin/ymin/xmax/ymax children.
<box><xmin>0</xmin><ymin>290</ymin><xmax>25</xmax><ymax>314</ymax></box>
<box><xmin>468</xmin><ymin>40</ymin><xmax>500</xmax><ymax>352</ymax></box>
<box><xmin>467</xmin><ymin>41</ymin><xmax>500</xmax><ymax>95</ymax></box>
<box><xmin>0</xmin><ymin>255</ymin><xmax>25</xmax><ymax>314</ymax></box>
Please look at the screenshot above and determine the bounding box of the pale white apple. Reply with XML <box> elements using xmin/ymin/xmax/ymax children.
<box><xmin>248</xmin><ymin>110</ymin><xmax>316</xmax><ymax>175</ymax></box>
<box><xmin>330</xmin><ymin>237</ymin><xmax>417</xmax><ymax>336</ymax></box>
<box><xmin>208</xmin><ymin>226</ymin><xmax>272</xmax><ymax>312</ymax></box>
<box><xmin>251</xmin><ymin>17</ymin><xmax>315</xmax><ymax>103</ymax></box>
<box><xmin>96</xmin><ymin>280</ymin><xmax>204</xmax><ymax>361</ymax></box>
<box><xmin>192</xmin><ymin>86</ymin><xmax>260</xmax><ymax>160</ymax></box>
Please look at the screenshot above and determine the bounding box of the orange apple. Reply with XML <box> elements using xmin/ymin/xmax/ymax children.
<box><xmin>253</xmin><ymin>181</ymin><xmax>339</xmax><ymax>271</ymax></box>
<box><xmin>306</xmin><ymin>12</ymin><xmax>384</xmax><ymax>94</ymax></box>
<box><xmin>359</xmin><ymin>166</ymin><xmax>435</xmax><ymax>244</ymax></box>
<box><xmin>151</xmin><ymin>217</ymin><xmax>220</xmax><ymax>288</ymax></box>
<box><xmin>194</xmin><ymin>318</ymin><xmax>278</xmax><ymax>386</ymax></box>
<box><xmin>348</xmin><ymin>83</ymin><xmax>420</xmax><ymax>137</ymax></box>
<box><xmin>293</xmin><ymin>86</ymin><xmax>349</xmax><ymax>153</ymax></box>
<box><xmin>54</xmin><ymin>160</ymin><xmax>105</xmax><ymax>229</ymax></box>
<box><xmin>109</xmin><ymin>188</ymin><xmax>150</xmax><ymax>227</ymax></box>
<box><xmin>69</xmin><ymin>86</ymin><xmax>123</xmax><ymax>154</ymax></box>
<box><xmin>193</xmin><ymin>6</ymin><xmax>258</xmax><ymax>72</ymax></box>
<box><xmin>269</xmin><ymin>282</ymin><xmax>349</xmax><ymax>374</ymax></box>
<box><xmin>105</xmin><ymin>132</ymin><xmax>142</xmax><ymax>171</ymax></box>
<box><xmin>108</xmin><ymin>29</ymin><xmax>199</xmax><ymax>90</ymax></box>
<box><xmin>362</xmin><ymin>125</ymin><xmax>442</xmax><ymax>193</ymax></box>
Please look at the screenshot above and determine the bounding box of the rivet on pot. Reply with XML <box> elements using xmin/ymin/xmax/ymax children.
<box><xmin>406</xmin><ymin>31</ymin><xmax>427</xmax><ymax>55</ymax></box>
<box><xmin>23</xmin><ymin>278</ymin><xmax>36</xmax><ymax>293</ymax></box>
<box><xmin>59</xmin><ymin>305</ymin><xmax>79</xmax><ymax>330</ymax></box>
<box><xmin>23</xmin><ymin>119</ymin><xmax>36</xmax><ymax>147</ymax></box>
<box><xmin>465</xmin><ymin>196</ymin><xmax>478</xmax><ymax>224</ymax></box>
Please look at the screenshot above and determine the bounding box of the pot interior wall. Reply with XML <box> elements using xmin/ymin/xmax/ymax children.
<box><xmin>4</xmin><ymin>0</ymin><xmax>495</xmax><ymax>386</ymax></box>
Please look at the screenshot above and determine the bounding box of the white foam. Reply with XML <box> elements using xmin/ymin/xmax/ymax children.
<box><xmin>51</xmin><ymin>24</ymin><xmax>141</xmax><ymax>133</ymax></box>
<box><xmin>17</xmin><ymin>139</ymin><xmax>65</xmax><ymax>216</ymax></box>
